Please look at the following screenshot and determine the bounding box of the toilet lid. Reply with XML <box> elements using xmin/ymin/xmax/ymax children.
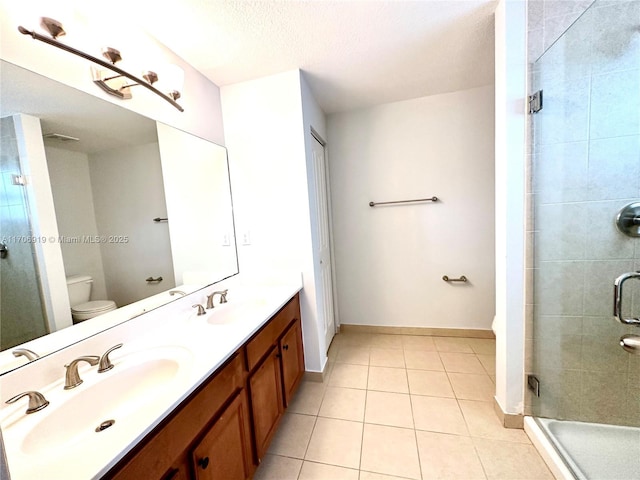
<box><xmin>72</xmin><ymin>300</ymin><xmax>117</xmax><ymax>313</ymax></box>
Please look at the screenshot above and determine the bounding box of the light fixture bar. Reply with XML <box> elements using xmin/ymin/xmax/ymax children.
<box><xmin>18</xmin><ymin>26</ymin><xmax>184</xmax><ymax>112</ymax></box>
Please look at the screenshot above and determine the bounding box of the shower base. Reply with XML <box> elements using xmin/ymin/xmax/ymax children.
<box><xmin>525</xmin><ymin>416</ymin><xmax>640</xmax><ymax>480</ymax></box>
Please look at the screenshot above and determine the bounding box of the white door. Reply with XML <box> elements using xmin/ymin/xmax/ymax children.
<box><xmin>311</xmin><ymin>134</ymin><xmax>336</xmax><ymax>352</ymax></box>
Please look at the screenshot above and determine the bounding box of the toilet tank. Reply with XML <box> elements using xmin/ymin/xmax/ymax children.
<box><xmin>65</xmin><ymin>275</ymin><xmax>93</xmax><ymax>307</ymax></box>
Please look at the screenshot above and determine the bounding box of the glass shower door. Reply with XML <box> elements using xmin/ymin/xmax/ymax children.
<box><xmin>530</xmin><ymin>0</ymin><xmax>639</xmax><ymax>427</ymax></box>
<box><xmin>0</xmin><ymin>116</ymin><xmax>48</xmax><ymax>350</ymax></box>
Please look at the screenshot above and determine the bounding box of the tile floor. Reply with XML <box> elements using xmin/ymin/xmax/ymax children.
<box><xmin>254</xmin><ymin>332</ymin><xmax>554</xmax><ymax>480</ymax></box>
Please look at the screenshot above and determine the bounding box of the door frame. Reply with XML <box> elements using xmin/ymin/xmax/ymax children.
<box><xmin>309</xmin><ymin>127</ymin><xmax>340</xmax><ymax>341</ymax></box>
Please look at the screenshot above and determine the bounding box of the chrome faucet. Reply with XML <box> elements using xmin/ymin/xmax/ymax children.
<box><xmin>98</xmin><ymin>343</ymin><xmax>123</xmax><ymax>373</ymax></box>
<box><xmin>169</xmin><ymin>290</ymin><xmax>186</xmax><ymax>296</ymax></box>
<box><xmin>206</xmin><ymin>289</ymin><xmax>228</xmax><ymax>309</ymax></box>
<box><xmin>5</xmin><ymin>391</ymin><xmax>49</xmax><ymax>414</ymax></box>
<box><xmin>64</xmin><ymin>356</ymin><xmax>99</xmax><ymax>389</ymax></box>
<box><xmin>12</xmin><ymin>348</ymin><xmax>40</xmax><ymax>361</ymax></box>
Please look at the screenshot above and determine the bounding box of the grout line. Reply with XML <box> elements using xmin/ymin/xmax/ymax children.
<box><xmin>358</xmin><ymin>364</ymin><xmax>369</xmax><ymax>472</ymax></box>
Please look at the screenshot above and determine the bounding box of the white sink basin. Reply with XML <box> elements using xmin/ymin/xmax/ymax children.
<box><xmin>5</xmin><ymin>345</ymin><xmax>194</xmax><ymax>460</ymax></box>
<box><xmin>204</xmin><ymin>299</ymin><xmax>269</xmax><ymax>326</ymax></box>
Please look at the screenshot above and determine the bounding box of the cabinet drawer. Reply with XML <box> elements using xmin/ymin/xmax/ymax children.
<box><xmin>109</xmin><ymin>351</ymin><xmax>246</xmax><ymax>480</ymax></box>
<box><xmin>245</xmin><ymin>295</ymin><xmax>300</xmax><ymax>372</ymax></box>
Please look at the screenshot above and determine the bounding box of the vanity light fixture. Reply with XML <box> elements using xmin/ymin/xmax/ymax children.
<box><xmin>18</xmin><ymin>18</ymin><xmax>185</xmax><ymax>112</ymax></box>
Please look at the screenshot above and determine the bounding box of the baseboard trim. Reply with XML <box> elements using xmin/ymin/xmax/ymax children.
<box><xmin>304</xmin><ymin>357</ymin><xmax>331</xmax><ymax>383</ymax></box>
<box><xmin>339</xmin><ymin>324</ymin><xmax>495</xmax><ymax>339</ymax></box>
<box><xmin>494</xmin><ymin>397</ymin><xmax>524</xmax><ymax>429</ymax></box>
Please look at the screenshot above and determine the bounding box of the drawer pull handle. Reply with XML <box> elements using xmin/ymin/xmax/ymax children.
<box><xmin>283</xmin><ymin>344</ymin><xmax>289</xmax><ymax>351</ymax></box>
<box><xmin>198</xmin><ymin>457</ymin><xmax>210</xmax><ymax>469</ymax></box>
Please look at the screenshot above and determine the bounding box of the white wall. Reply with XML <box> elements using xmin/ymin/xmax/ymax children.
<box><xmin>89</xmin><ymin>142</ymin><xmax>175</xmax><ymax>307</ymax></box>
<box><xmin>327</xmin><ymin>86</ymin><xmax>495</xmax><ymax>331</ymax></box>
<box><xmin>494</xmin><ymin>0</ymin><xmax>527</xmax><ymax>416</ymax></box>
<box><xmin>45</xmin><ymin>146</ymin><xmax>108</xmax><ymax>301</ymax></box>
<box><xmin>221</xmin><ymin>70</ymin><xmax>325</xmax><ymax>373</ymax></box>
<box><xmin>0</xmin><ymin>1</ymin><xmax>224</xmax><ymax>144</ymax></box>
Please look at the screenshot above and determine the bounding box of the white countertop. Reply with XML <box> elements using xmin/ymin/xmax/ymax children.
<box><xmin>0</xmin><ymin>276</ymin><xmax>302</xmax><ymax>480</ymax></box>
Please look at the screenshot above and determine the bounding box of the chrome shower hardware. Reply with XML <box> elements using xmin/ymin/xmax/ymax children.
<box><xmin>613</xmin><ymin>271</ymin><xmax>640</xmax><ymax>326</ymax></box>
<box><xmin>615</xmin><ymin>202</ymin><xmax>640</xmax><ymax>237</ymax></box>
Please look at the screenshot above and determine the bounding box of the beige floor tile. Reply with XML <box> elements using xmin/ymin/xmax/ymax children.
<box><xmin>319</xmin><ymin>386</ymin><xmax>367</xmax><ymax>421</ymax></box>
<box><xmin>361</xmin><ymin>424</ymin><xmax>422</xmax><ymax>479</ymax></box>
<box><xmin>336</xmin><ymin>346</ymin><xmax>371</xmax><ymax>365</ymax></box>
<box><xmin>339</xmin><ymin>332</ymin><xmax>376</xmax><ymax>346</ymax></box>
<box><xmin>404</xmin><ymin>350</ymin><xmax>444</xmax><ymax>371</ymax></box>
<box><xmin>440</xmin><ymin>353</ymin><xmax>486</xmax><ymax>374</ymax></box>
<box><xmin>370</xmin><ymin>347</ymin><xmax>405</xmax><ymax>368</ymax></box>
<box><xmin>407</xmin><ymin>370</ymin><xmax>455</xmax><ymax>398</ymax></box>
<box><xmin>401</xmin><ymin>335</ymin><xmax>437</xmax><ymax>351</ymax></box>
<box><xmin>253</xmin><ymin>454</ymin><xmax>303</xmax><ymax>480</ymax></box>
<box><xmin>369</xmin><ymin>334</ymin><xmax>404</xmax><ymax>348</ymax></box>
<box><xmin>434</xmin><ymin>337</ymin><xmax>474</xmax><ymax>353</ymax></box>
<box><xmin>458</xmin><ymin>400</ymin><xmax>529</xmax><ymax>443</ymax></box>
<box><xmin>477</xmin><ymin>354</ymin><xmax>496</xmax><ymax>376</ymax></box>
<box><xmin>489</xmin><ymin>375</ymin><xmax>496</xmax><ymax>384</ymax></box>
<box><xmin>298</xmin><ymin>461</ymin><xmax>359</xmax><ymax>480</ymax></box>
<box><xmin>467</xmin><ymin>338</ymin><xmax>496</xmax><ymax>355</ymax></box>
<box><xmin>329</xmin><ymin>363</ymin><xmax>369</xmax><ymax>389</ymax></box>
<box><xmin>267</xmin><ymin>413</ymin><xmax>316</xmax><ymax>458</ymax></box>
<box><xmin>416</xmin><ymin>431</ymin><xmax>486</xmax><ymax>479</ymax></box>
<box><xmin>368</xmin><ymin>366</ymin><xmax>409</xmax><ymax>393</ymax></box>
<box><xmin>305</xmin><ymin>417</ymin><xmax>363</xmax><ymax>469</ymax></box>
<box><xmin>473</xmin><ymin>438</ymin><xmax>553</xmax><ymax>479</ymax></box>
<box><xmin>365</xmin><ymin>391</ymin><xmax>414</xmax><ymax>428</ymax></box>
<box><xmin>287</xmin><ymin>381</ymin><xmax>326</xmax><ymax>415</ymax></box>
<box><xmin>359</xmin><ymin>472</ymin><xmax>409</xmax><ymax>480</ymax></box>
<box><xmin>448</xmin><ymin>373</ymin><xmax>495</xmax><ymax>401</ymax></box>
<box><xmin>411</xmin><ymin>395</ymin><xmax>468</xmax><ymax>435</ymax></box>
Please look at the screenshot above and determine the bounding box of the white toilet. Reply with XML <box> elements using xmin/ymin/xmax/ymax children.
<box><xmin>65</xmin><ymin>275</ymin><xmax>117</xmax><ymax>323</ymax></box>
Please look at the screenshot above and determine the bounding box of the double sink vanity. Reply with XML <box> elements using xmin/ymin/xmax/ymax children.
<box><xmin>0</xmin><ymin>279</ymin><xmax>305</xmax><ymax>479</ymax></box>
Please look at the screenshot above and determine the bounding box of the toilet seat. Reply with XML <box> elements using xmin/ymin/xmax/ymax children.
<box><xmin>71</xmin><ymin>300</ymin><xmax>117</xmax><ymax>322</ymax></box>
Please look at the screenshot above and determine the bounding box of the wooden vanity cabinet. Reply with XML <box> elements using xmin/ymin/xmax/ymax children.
<box><xmin>105</xmin><ymin>293</ymin><xmax>303</xmax><ymax>480</ymax></box>
<box><xmin>107</xmin><ymin>351</ymin><xmax>249</xmax><ymax>480</ymax></box>
<box><xmin>248</xmin><ymin>346</ymin><xmax>284</xmax><ymax>459</ymax></box>
<box><xmin>245</xmin><ymin>295</ymin><xmax>304</xmax><ymax>462</ymax></box>
<box><xmin>279</xmin><ymin>318</ymin><xmax>304</xmax><ymax>407</ymax></box>
<box><xmin>191</xmin><ymin>390</ymin><xmax>253</xmax><ymax>480</ymax></box>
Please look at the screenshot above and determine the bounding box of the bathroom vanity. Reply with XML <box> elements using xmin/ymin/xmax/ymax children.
<box><xmin>107</xmin><ymin>294</ymin><xmax>304</xmax><ymax>480</ymax></box>
<box><xmin>0</xmin><ymin>280</ymin><xmax>305</xmax><ymax>480</ymax></box>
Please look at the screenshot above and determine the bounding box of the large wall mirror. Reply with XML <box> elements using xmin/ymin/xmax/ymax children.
<box><xmin>0</xmin><ymin>60</ymin><xmax>238</xmax><ymax>374</ymax></box>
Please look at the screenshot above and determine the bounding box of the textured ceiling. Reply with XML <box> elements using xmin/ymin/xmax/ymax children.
<box><xmin>132</xmin><ymin>0</ymin><xmax>497</xmax><ymax>114</ymax></box>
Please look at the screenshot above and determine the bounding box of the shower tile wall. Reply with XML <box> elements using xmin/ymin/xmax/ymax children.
<box><xmin>0</xmin><ymin>117</ymin><xmax>48</xmax><ymax>349</ymax></box>
<box><xmin>526</xmin><ymin>0</ymin><xmax>640</xmax><ymax>427</ymax></box>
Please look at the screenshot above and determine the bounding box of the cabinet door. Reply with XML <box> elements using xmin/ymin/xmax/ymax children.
<box><xmin>192</xmin><ymin>390</ymin><xmax>253</xmax><ymax>480</ymax></box>
<box><xmin>249</xmin><ymin>346</ymin><xmax>284</xmax><ymax>460</ymax></box>
<box><xmin>161</xmin><ymin>465</ymin><xmax>190</xmax><ymax>480</ymax></box>
<box><xmin>280</xmin><ymin>318</ymin><xmax>305</xmax><ymax>406</ymax></box>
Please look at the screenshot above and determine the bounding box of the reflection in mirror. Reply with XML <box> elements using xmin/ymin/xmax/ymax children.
<box><xmin>0</xmin><ymin>60</ymin><xmax>238</xmax><ymax>374</ymax></box>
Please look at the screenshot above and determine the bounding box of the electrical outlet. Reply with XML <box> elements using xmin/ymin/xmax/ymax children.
<box><xmin>242</xmin><ymin>231</ymin><xmax>251</xmax><ymax>245</ymax></box>
<box><xmin>222</xmin><ymin>232</ymin><xmax>231</xmax><ymax>246</ymax></box>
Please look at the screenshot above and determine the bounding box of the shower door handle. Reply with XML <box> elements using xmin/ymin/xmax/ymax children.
<box><xmin>613</xmin><ymin>271</ymin><xmax>640</xmax><ymax>325</ymax></box>
<box><xmin>0</xmin><ymin>242</ymin><xmax>7</xmax><ymax>259</ymax></box>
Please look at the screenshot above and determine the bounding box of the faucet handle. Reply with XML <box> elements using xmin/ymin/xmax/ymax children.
<box><xmin>6</xmin><ymin>391</ymin><xmax>49</xmax><ymax>414</ymax></box>
<box><xmin>193</xmin><ymin>304</ymin><xmax>206</xmax><ymax>315</ymax></box>
<box><xmin>98</xmin><ymin>343</ymin><xmax>123</xmax><ymax>373</ymax></box>
<box><xmin>219</xmin><ymin>289</ymin><xmax>228</xmax><ymax>304</ymax></box>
